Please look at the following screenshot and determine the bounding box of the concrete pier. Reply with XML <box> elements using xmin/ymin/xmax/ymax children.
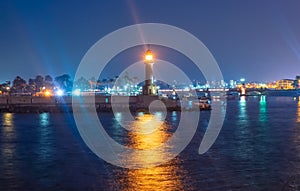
<box><xmin>0</xmin><ymin>95</ymin><xmax>181</xmax><ymax>113</ymax></box>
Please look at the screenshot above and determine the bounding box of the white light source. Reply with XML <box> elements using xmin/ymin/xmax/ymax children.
<box><xmin>56</xmin><ymin>89</ymin><xmax>64</xmax><ymax>96</ymax></box>
<box><xmin>72</xmin><ymin>89</ymin><xmax>81</xmax><ymax>96</ymax></box>
<box><xmin>145</xmin><ymin>50</ymin><xmax>154</xmax><ymax>62</ymax></box>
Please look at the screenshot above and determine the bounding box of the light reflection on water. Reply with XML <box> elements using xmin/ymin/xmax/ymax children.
<box><xmin>3</xmin><ymin>113</ymin><xmax>14</xmax><ymax>134</ymax></box>
<box><xmin>2</xmin><ymin>98</ymin><xmax>300</xmax><ymax>190</ymax></box>
<box><xmin>0</xmin><ymin>113</ymin><xmax>18</xmax><ymax>189</ymax></box>
<box><xmin>40</xmin><ymin>112</ymin><xmax>50</xmax><ymax>127</ymax></box>
<box><xmin>297</xmin><ymin>98</ymin><xmax>300</xmax><ymax>123</ymax></box>
<box><xmin>119</xmin><ymin>161</ymin><xmax>186</xmax><ymax>191</ymax></box>
<box><xmin>234</xmin><ymin>96</ymin><xmax>254</xmax><ymax>161</ymax></box>
<box><xmin>113</xmin><ymin>112</ymin><xmax>187</xmax><ymax>191</ymax></box>
<box><xmin>259</xmin><ymin>95</ymin><xmax>267</xmax><ymax>123</ymax></box>
<box><xmin>126</xmin><ymin>112</ymin><xmax>165</xmax><ymax>135</ymax></box>
<box><xmin>37</xmin><ymin>113</ymin><xmax>53</xmax><ymax>161</ymax></box>
<box><xmin>129</xmin><ymin>114</ymin><xmax>165</xmax><ymax>146</ymax></box>
<box><xmin>238</xmin><ymin>96</ymin><xmax>248</xmax><ymax>125</ymax></box>
<box><xmin>1</xmin><ymin>113</ymin><xmax>16</xmax><ymax>155</ymax></box>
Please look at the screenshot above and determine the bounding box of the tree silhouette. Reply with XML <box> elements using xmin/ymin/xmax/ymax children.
<box><xmin>55</xmin><ymin>74</ymin><xmax>73</xmax><ymax>91</ymax></box>
<box><xmin>44</xmin><ymin>75</ymin><xmax>54</xmax><ymax>90</ymax></box>
<box><xmin>35</xmin><ymin>75</ymin><xmax>44</xmax><ymax>91</ymax></box>
<box><xmin>0</xmin><ymin>81</ymin><xmax>10</xmax><ymax>94</ymax></box>
<box><xmin>28</xmin><ymin>78</ymin><xmax>36</xmax><ymax>93</ymax></box>
<box><xmin>12</xmin><ymin>76</ymin><xmax>27</xmax><ymax>93</ymax></box>
<box><xmin>74</xmin><ymin>77</ymin><xmax>90</xmax><ymax>90</ymax></box>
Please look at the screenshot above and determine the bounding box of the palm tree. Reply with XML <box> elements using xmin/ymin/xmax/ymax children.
<box><xmin>12</xmin><ymin>76</ymin><xmax>27</xmax><ymax>93</ymax></box>
<box><xmin>28</xmin><ymin>78</ymin><xmax>36</xmax><ymax>93</ymax></box>
<box><xmin>44</xmin><ymin>75</ymin><xmax>54</xmax><ymax>90</ymax></box>
<box><xmin>35</xmin><ymin>75</ymin><xmax>44</xmax><ymax>92</ymax></box>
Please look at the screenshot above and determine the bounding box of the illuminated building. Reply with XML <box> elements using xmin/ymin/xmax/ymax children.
<box><xmin>276</xmin><ymin>79</ymin><xmax>295</xmax><ymax>90</ymax></box>
<box><xmin>266</xmin><ymin>82</ymin><xmax>277</xmax><ymax>89</ymax></box>
<box><xmin>229</xmin><ymin>80</ymin><xmax>237</xmax><ymax>88</ymax></box>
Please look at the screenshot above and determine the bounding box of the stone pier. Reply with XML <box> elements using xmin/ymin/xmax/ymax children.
<box><xmin>0</xmin><ymin>95</ymin><xmax>181</xmax><ymax>113</ymax></box>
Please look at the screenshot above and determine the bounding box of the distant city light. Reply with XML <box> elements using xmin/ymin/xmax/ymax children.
<box><xmin>240</xmin><ymin>78</ymin><xmax>245</xmax><ymax>82</ymax></box>
<box><xmin>44</xmin><ymin>90</ymin><xmax>51</xmax><ymax>97</ymax></box>
<box><xmin>72</xmin><ymin>89</ymin><xmax>81</xmax><ymax>96</ymax></box>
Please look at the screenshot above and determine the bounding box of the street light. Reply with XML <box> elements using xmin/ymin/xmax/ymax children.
<box><xmin>55</xmin><ymin>89</ymin><xmax>64</xmax><ymax>96</ymax></box>
<box><xmin>44</xmin><ymin>90</ymin><xmax>51</xmax><ymax>97</ymax></box>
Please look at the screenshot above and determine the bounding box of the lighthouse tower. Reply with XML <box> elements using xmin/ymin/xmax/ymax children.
<box><xmin>142</xmin><ymin>49</ymin><xmax>157</xmax><ymax>95</ymax></box>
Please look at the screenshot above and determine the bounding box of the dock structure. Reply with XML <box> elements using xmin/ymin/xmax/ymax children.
<box><xmin>0</xmin><ymin>95</ymin><xmax>181</xmax><ymax>113</ymax></box>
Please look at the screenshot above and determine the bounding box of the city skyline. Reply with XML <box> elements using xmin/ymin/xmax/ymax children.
<box><xmin>1</xmin><ymin>0</ymin><xmax>300</xmax><ymax>82</ymax></box>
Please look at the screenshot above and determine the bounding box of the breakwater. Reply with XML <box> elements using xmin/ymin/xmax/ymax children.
<box><xmin>0</xmin><ymin>95</ymin><xmax>181</xmax><ymax>113</ymax></box>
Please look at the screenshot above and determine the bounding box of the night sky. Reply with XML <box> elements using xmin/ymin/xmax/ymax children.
<box><xmin>1</xmin><ymin>0</ymin><xmax>300</xmax><ymax>83</ymax></box>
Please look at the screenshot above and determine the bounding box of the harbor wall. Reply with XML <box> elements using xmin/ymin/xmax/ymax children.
<box><xmin>0</xmin><ymin>95</ymin><xmax>180</xmax><ymax>113</ymax></box>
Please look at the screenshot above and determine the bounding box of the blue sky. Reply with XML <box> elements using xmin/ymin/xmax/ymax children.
<box><xmin>0</xmin><ymin>0</ymin><xmax>300</xmax><ymax>83</ymax></box>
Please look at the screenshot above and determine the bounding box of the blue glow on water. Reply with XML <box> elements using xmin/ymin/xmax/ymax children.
<box><xmin>0</xmin><ymin>98</ymin><xmax>300</xmax><ymax>190</ymax></box>
<box><xmin>238</xmin><ymin>96</ymin><xmax>248</xmax><ymax>125</ymax></box>
<box><xmin>259</xmin><ymin>95</ymin><xmax>268</xmax><ymax>123</ymax></box>
<box><xmin>40</xmin><ymin>112</ymin><xmax>50</xmax><ymax>127</ymax></box>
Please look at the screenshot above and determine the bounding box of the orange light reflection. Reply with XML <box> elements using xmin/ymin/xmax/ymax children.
<box><xmin>1</xmin><ymin>113</ymin><xmax>16</xmax><ymax>165</ymax></box>
<box><xmin>116</xmin><ymin>113</ymin><xmax>187</xmax><ymax>191</ymax></box>
<box><xmin>3</xmin><ymin>113</ymin><xmax>14</xmax><ymax>133</ymax></box>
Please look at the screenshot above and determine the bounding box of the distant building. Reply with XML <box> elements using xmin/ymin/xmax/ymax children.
<box><xmin>276</xmin><ymin>79</ymin><xmax>295</xmax><ymax>90</ymax></box>
<box><xmin>294</xmin><ymin>76</ymin><xmax>300</xmax><ymax>89</ymax></box>
<box><xmin>266</xmin><ymin>82</ymin><xmax>277</xmax><ymax>89</ymax></box>
<box><xmin>229</xmin><ymin>80</ymin><xmax>237</xmax><ymax>88</ymax></box>
<box><xmin>206</xmin><ymin>80</ymin><xmax>225</xmax><ymax>88</ymax></box>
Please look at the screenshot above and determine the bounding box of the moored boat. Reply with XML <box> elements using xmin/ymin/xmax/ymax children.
<box><xmin>194</xmin><ymin>96</ymin><xmax>211</xmax><ymax>110</ymax></box>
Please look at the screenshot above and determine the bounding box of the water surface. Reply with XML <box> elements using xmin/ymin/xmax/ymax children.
<box><xmin>1</xmin><ymin>97</ymin><xmax>300</xmax><ymax>190</ymax></box>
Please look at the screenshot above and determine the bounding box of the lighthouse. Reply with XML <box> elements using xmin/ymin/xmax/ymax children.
<box><xmin>142</xmin><ymin>49</ymin><xmax>157</xmax><ymax>95</ymax></box>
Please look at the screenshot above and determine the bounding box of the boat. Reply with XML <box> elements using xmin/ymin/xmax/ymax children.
<box><xmin>194</xmin><ymin>96</ymin><xmax>211</xmax><ymax>110</ymax></box>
